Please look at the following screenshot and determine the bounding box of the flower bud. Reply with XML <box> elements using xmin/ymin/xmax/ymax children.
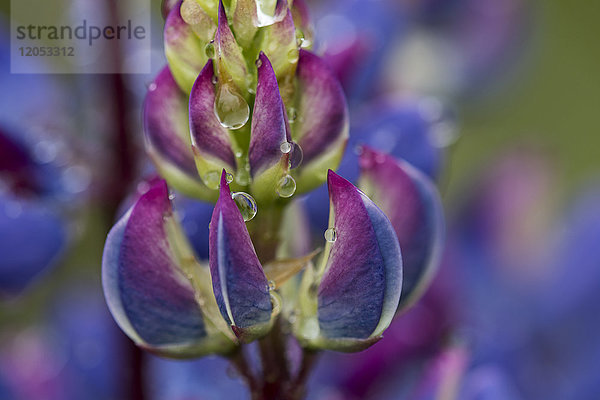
<box><xmin>358</xmin><ymin>147</ymin><xmax>445</xmax><ymax>312</ymax></box>
<box><xmin>144</xmin><ymin>67</ymin><xmax>216</xmax><ymax>201</ymax></box>
<box><xmin>102</xmin><ymin>179</ymin><xmax>237</xmax><ymax>358</ymax></box>
<box><xmin>209</xmin><ymin>170</ymin><xmax>275</xmax><ymax>341</ymax></box>
<box><xmin>189</xmin><ymin>60</ymin><xmax>237</xmax><ymax>188</ymax></box>
<box><xmin>164</xmin><ymin>1</ymin><xmax>215</xmax><ymax>93</ymax></box>
<box><xmin>249</xmin><ymin>52</ymin><xmax>292</xmax><ymax>202</ymax></box>
<box><xmin>293</xmin><ymin>170</ymin><xmax>402</xmax><ymax>352</ymax></box>
<box><xmin>290</xmin><ymin>51</ymin><xmax>349</xmax><ymax>194</ymax></box>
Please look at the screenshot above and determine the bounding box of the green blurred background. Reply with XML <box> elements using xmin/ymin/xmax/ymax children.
<box><xmin>449</xmin><ymin>1</ymin><xmax>600</xmax><ymax>203</ymax></box>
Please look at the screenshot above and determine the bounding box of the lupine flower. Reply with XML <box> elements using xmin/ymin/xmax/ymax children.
<box><xmin>103</xmin><ymin>0</ymin><xmax>446</xmax><ymax>397</ymax></box>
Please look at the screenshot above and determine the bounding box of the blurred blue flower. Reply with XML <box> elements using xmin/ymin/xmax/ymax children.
<box><xmin>0</xmin><ymin>286</ymin><xmax>123</xmax><ymax>400</ymax></box>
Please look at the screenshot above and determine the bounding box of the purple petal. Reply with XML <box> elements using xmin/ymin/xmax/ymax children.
<box><xmin>189</xmin><ymin>60</ymin><xmax>237</xmax><ymax>175</ymax></box>
<box><xmin>359</xmin><ymin>147</ymin><xmax>445</xmax><ymax>312</ymax></box>
<box><xmin>292</xmin><ymin>50</ymin><xmax>349</xmax><ymax>191</ymax></box>
<box><xmin>164</xmin><ymin>1</ymin><xmax>212</xmax><ymax>93</ymax></box>
<box><xmin>215</xmin><ymin>0</ymin><xmax>248</xmax><ymax>91</ymax></box>
<box><xmin>102</xmin><ymin>180</ymin><xmax>233</xmax><ymax>357</ymax></box>
<box><xmin>144</xmin><ymin>67</ymin><xmax>214</xmax><ymax>200</ymax></box>
<box><xmin>161</xmin><ymin>0</ymin><xmax>179</xmax><ymax>19</ymax></box>
<box><xmin>209</xmin><ymin>170</ymin><xmax>273</xmax><ymax>340</ymax></box>
<box><xmin>249</xmin><ymin>52</ymin><xmax>290</xmax><ymax>178</ymax></box>
<box><xmin>298</xmin><ymin>171</ymin><xmax>402</xmax><ymax>351</ymax></box>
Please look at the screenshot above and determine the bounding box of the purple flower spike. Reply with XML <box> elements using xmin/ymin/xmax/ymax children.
<box><xmin>359</xmin><ymin>147</ymin><xmax>445</xmax><ymax>312</ymax></box>
<box><xmin>215</xmin><ymin>0</ymin><xmax>248</xmax><ymax>91</ymax></box>
<box><xmin>294</xmin><ymin>170</ymin><xmax>402</xmax><ymax>352</ymax></box>
<box><xmin>292</xmin><ymin>50</ymin><xmax>349</xmax><ymax>193</ymax></box>
<box><xmin>144</xmin><ymin>67</ymin><xmax>215</xmax><ymax>201</ymax></box>
<box><xmin>164</xmin><ymin>1</ymin><xmax>214</xmax><ymax>93</ymax></box>
<box><xmin>102</xmin><ymin>180</ymin><xmax>235</xmax><ymax>358</ymax></box>
<box><xmin>249</xmin><ymin>52</ymin><xmax>291</xmax><ymax>200</ymax></box>
<box><xmin>190</xmin><ymin>60</ymin><xmax>237</xmax><ymax>181</ymax></box>
<box><xmin>209</xmin><ymin>170</ymin><xmax>274</xmax><ymax>341</ymax></box>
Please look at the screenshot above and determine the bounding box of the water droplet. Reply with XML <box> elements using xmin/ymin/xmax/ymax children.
<box><xmin>203</xmin><ymin>170</ymin><xmax>220</xmax><ymax>189</ymax></box>
<box><xmin>324</xmin><ymin>227</ymin><xmax>337</xmax><ymax>242</ymax></box>
<box><xmin>147</xmin><ymin>82</ymin><xmax>157</xmax><ymax>91</ymax></box>
<box><xmin>289</xmin><ymin>142</ymin><xmax>303</xmax><ymax>169</ymax></box>
<box><xmin>235</xmin><ymin>150</ymin><xmax>243</xmax><ymax>158</ymax></box>
<box><xmin>231</xmin><ymin>192</ymin><xmax>257</xmax><ymax>221</ymax></box>
<box><xmin>211</xmin><ymin>75</ymin><xmax>218</xmax><ymax>85</ymax></box>
<box><xmin>247</xmin><ymin>87</ymin><xmax>256</xmax><ymax>95</ymax></box>
<box><xmin>287</xmin><ymin>49</ymin><xmax>299</xmax><ymax>64</ymax></box>
<box><xmin>205</xmin><ymin>41</ymin><xmax>215</xmax><ymax>58</ymax></box>
<box><xmin>276</xmin><ymin>175</ymin><xmax>296</xmax><ymax>198</ymax></box>
<box><xmin>168</xmin><ymin>193</ymin><xmax>176</xmax><ymax>200</ymax></box>
<box><xmin>255</xmin><ymin>0</ymin><xmax>278</xmax><ymax>27</ymax></box>
<box><xmin>214</xmin><ymin>85</ymin><xmax>250</xmax><ymax>130</ymax></box>
<box><xmin>225</xmin><ymin>172</ymin><xmax>234</xmax><ymax>184</ymax></box>
<box><xmin>255</xmin><ymin>58</ymin><xmax>263</xmax><ymax>68</ymax></box>
<box><xmin>280</xmin><ymin>141</ymin><xmax>292</xmax><ymax>154</ymax></box>
<box><xmin>268</xmin><ymin>280</ymin><xmax>276</xmax><ymax>291</ymax></box>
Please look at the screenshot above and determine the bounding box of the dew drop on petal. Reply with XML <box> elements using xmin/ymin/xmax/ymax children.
<box><xmin>268</xmin><ymin>280</ymin><xmax>276</xmax><ymax>291</ymax></box>
<box><xmin>255</xmin><ymin>58</ymin><xmax>263</xmax><ymax>68</ymax></box>
<box><xmin>211</xmin><ymin>75</ymin><xmax>218</xmax><ymax>85</ymax></box>
<box><xmin>280</xmin><ymin>141</ymin><xmax>292</xmax><ymax>154</ymax></box>
<box><xmin>276</xmin><ymin>175</ymin><xmax>296</xmax><ymax>198</ymax></box>
<box><xmin>225</xmin><ymin>172</ymin><xmax>234</xmax><ymax>184</ymax></box>
<box><xmin>231</xmin><ymin>191</ymin><xmax>257</xmax><ymax>221</ymax></box>
<box><xmin>205</xmin><ymin>41</ymin><xmax>215</xmax><ymax>59</ymax></box>
<box><xmin>214</xmin><ymin>85</ymin><xmax>250</xmax><ymax>130</ymax></box>
<box><xmin>255</xmin><ymin>0</ymin><xmax>278</xmax><ymax>27</ymax></box>
<box><xmin>324</xmin><ymin>227</ymin><xmax>337</xmax><ymax>242</ymax></box>
<box><xmin>289</xmin><ymin>142</ymin><xmax>303</xmax><ymax>169</ymax></box>
<box><xmin>203</xmin><ymin>170</ymin><xmax>221</xmax><ymax>189</ymax></box>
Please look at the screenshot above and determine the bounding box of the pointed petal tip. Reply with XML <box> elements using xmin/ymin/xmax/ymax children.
<box><xmin>219</xmin><ymin>169</ymin><xmax>229</xmax><ymax>193</ymax></box>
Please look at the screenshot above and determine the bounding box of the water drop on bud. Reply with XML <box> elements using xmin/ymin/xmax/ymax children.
<box><xmin>324</xmin><ymin>227</ymin><xmax>337</xmax><ymax>242</ymax></box>
<box><xmin>214</xmin><ymin>85</ymin><xmax>250</xmax><ymax>130</ymax></box>
<box><xmin>280</xmin><ymin>141</ymin><xmax>292</xmax><ymax>154</ymax></box>
<box><xmin>231</xmin><ymin>192</ymin><xmax>258</xmax><ymax>221</ymax></box>
<box><xmin>205</xmin><ymin>41</ymin><xmax>215</xmax><ymax>58</ymax></box>
<box><xmin>276</xmin><ymin>175</ymin><xmax>296</xmax><ymax>198</ymax></box>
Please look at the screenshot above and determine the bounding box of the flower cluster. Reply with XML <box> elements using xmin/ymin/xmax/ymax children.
<box><xmin>102</xmin><ymin>0</ymin><xmax>445</xmax><ymax>396</ymax></box>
